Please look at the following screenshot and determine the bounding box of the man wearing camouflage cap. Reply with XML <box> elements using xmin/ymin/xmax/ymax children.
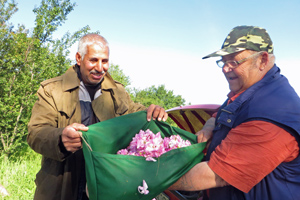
<box><xmin>169</xmin><ymin>25</ymin><xmax>300</xmax><ymax>199</ymax></box>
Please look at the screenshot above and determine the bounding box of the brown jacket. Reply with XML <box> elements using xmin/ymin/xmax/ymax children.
<box><xmin>27</xmin><ymin>65</ymin><xmax>146</xmax><ymax>200</ymax></box>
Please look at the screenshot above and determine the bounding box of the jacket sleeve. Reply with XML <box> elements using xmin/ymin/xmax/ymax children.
<box><xmin>27</xmin><ymin>85</ymin><xmax>70</xmax><ymax>161</ymax></box>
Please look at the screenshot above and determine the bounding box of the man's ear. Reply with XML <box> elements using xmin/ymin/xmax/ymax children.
<box><xmin>259</xmin><ymin>52</ymin><xmax>269</xmax><ymax>71</ymax></box>
<box><xmin>75</xmin><ymin>52</ymin><xmax>81</xmax><ymax>65</ymax></box>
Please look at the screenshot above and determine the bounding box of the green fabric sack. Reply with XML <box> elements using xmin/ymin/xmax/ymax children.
<box><xmin>82</xmin><ymin>111</ymin><xmax>206</xmax><ymax>200</ymax></box>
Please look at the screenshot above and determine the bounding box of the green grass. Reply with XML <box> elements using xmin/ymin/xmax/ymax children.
<box><xmin>0</xmin><ymin>149</ymin><xmax>41</xmax><ymax>200</ymax></box>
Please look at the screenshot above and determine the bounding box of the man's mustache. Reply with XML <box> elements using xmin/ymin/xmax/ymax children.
<box><xmin>90</xmin><ymin>70</ymin><xmax>105</xmax><ymax>75</ymax></box>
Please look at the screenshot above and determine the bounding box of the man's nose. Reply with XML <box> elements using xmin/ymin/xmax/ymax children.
<box><xmin>95</xmin><ymin>61</ymin><xmax>103</xmax><ymax>72</ymax></box>
<box><xmin>222</xmin><ymin>65</ymin><xmax>232</xmax><ymax>73</ymax></box>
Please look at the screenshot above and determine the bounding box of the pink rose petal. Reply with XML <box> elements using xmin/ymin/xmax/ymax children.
<box><xmin>138</xmin><ymin>180</ymin><xmax>149</xmax><ymax>195</ymax></box>
<box><xmin>117</xmin><ymin>129</ymin><xmax>191</xmax><ymax>158</ymax></box>
<box><xmin>146</xmin><ymin>157</ymin><xmax>157</xmax><ymax>162</ymax></box>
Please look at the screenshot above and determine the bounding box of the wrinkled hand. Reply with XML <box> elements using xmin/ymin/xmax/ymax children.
<box><xmin>196</xmin><ymin>129</ymin><xmax>213</xmax><ymax>143</ymax></box>
<box><xmin>196</xmin><ymin>117</ymin><xmax>216</xmax><ymax>147</ymax></box>
<box><xmin>146</xmin><ymin>104</ymin><xmax>168</xmax><ymax>122</ymax></box>
<box><xmin>61</xmin><ymin>123</ymin><xmax>89</xmax><ymax>153</ymax></box>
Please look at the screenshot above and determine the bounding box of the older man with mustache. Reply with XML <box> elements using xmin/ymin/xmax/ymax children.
<box><xmin>27</xmin><ymin>33</ymin><xmax>168</xmax><ymax>200</ymax></box>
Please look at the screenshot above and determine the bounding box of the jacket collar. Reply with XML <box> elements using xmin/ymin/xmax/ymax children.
<box><xmin>62</xmin><ymin>65</ymin><xmax>80</xmax><ymax>92</ymax></box>
<box><xmin>219</xmin><ymin>64</ymin><xmax>279</xmax><ymax>128</ymax></box>
<box><xmin>101</xmin><ymin>72</ymin><xmax>118</xmax><ymax>90</ymax></box>
<box><xmin>61</xmin><ymin>65</ymin><xmax>118</xmax><ymax>92</ymax></box>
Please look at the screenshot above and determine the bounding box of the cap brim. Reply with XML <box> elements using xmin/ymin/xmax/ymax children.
<box><xmin>202</xmin><ymin>47</ymin><xmax>246</xmax><ymax>59</ymax></box>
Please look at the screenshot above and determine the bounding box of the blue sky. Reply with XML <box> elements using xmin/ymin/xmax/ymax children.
<box><xmin>10</xmin><ymin>0</ymin><xmax>300</xmax><ymax>105</ymax></box>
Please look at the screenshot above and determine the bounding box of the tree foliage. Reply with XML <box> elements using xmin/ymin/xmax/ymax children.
<box><xmin>131</xmin><ymin>85</ymin><xmax>186</xmax><ymax>126</ymax></box>
<box><xmin>108</xmin><ymin>63</ymin><xmax>131</xmax><ymax>88</ymax></box>
<box><xmin>0</xmin><ymin>0</ymin><xmax>187</xmax><ymax>159</ymax></box>
<box><xmin>131</xmin><ymin>85</ymin><xmax>185</xmax><ymax>110</ymax></box>
<box><xmin>0</xmin><ymin>0</ymin><xmax>90</xmax><ymax>159</ymax></box>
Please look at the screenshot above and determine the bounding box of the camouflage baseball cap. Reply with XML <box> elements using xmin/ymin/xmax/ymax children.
<box><xmin>202</xmin><ymin>25</ymin><xmax>273</xmax><ymax>59</ymax></box>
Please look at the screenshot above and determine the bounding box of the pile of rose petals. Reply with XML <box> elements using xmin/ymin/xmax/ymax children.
<box><xmin>117</xmin><ymin>129</ymin><xmax>192</xmax><ymax>199</ymax></box>
<box><xmin>117</xmin><ymin>129</ymin><xmax>191</xmax><ymax>161</ymax></box>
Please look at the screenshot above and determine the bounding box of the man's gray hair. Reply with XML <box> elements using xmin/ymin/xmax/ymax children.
<box><xmin>77</xmin><ymin>34</ymin><xmax>109</xmax><ymax>60</ymax></box>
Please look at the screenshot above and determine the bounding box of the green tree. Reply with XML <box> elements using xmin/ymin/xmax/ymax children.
<box><xmin>132</xmin><ymin>85</ymin><xmax>186</xmax><ymax>126</ymax></box>
<box><xmin>132</xmin><ymin>85</ymin><xmax>185</xmax><ymax>109</ymax></box>
<box><xmin>108</xmin><ymin>63</ymin><xmax>131</xmax><ymax>87</ymax></box>
<box><xmin>108</xmin><ymin>63</ymin><xmax>137</xmax><ymax>96</ymax></box>
<box><xmin>0</xmin><ymin>0</ymin><xmax>90</xmax><ymax>159</ymax></box>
